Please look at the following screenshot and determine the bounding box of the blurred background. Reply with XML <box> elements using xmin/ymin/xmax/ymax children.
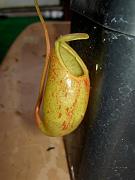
<box><xmin>0</xmin><ymin>0</ymin><xmax>70</xmax><ymax>63</ymax></box>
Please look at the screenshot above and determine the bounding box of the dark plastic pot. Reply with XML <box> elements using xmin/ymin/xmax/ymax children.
<box><xmin>68</xmin><ymin>0</ymin><xmax>135</xmax><ymax>179</ymax></box>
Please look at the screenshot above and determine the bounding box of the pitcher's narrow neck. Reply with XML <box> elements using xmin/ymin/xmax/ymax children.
<box><xmin>58</xmin><ymin>42</ymin><xmax>84</xmax><ymax>76</ymax></box>
<box><xmin>55</xmin><ymin>34</ymin><xmax>89</xmax><ymax>78</ymax></box>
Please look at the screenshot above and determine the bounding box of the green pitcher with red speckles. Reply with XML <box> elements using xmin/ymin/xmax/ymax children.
<box><xmin>34</xmin><ymin>0</ymin><xmax>90</xmax><ymax>136</ymax></box>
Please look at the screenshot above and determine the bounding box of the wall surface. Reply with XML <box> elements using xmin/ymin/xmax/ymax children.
<box><xmin>0</xmin><ymin>0</ymin><xmax>59</xmax><ymax>8</ymax></box>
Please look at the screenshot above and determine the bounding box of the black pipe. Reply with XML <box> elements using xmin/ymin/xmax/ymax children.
<box><xmin>70</xmin><ymin>0</ymin><xmax>135</xmax><ymax>179</ymax></box>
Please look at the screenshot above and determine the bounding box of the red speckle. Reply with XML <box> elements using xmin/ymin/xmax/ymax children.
<box><xmin>62</xmin><ymin>121</ymin><xmax>69</xmax><ymax>130</ymax></box>
<box><xmin>84</xmin><ymin>78</ymin><xmax>90</xmax><ymax>92</ymax></box>
<box><xmin>84</xmin><ymin>79</ymin><xmax>90</xmax><ymax>88</ymax></box>
<box><xmin>67</xmin><ymin>111</ymin><xmax>72</xmax><ymax>118</ymax></box>
<box><xmin>58</xmin><ymin>112</ymin><xmax>62</xmax><ymax>118</ymax></box>
<box><xmin>65</xmin><ymin>107</ymin><xmax>73</xmax><ymax>118</ymax></box>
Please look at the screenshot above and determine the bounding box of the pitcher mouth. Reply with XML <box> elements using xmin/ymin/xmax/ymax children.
<box><xmin>55</xmin><ymin>40</ymin><xmax>89</xmax><ymax>78</ymax></box>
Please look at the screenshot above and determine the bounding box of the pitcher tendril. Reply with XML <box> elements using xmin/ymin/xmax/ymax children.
<box><xmin>34</xmin><ymin>0</ymin><xmax>50</xmax><ymax>127</ymax></box>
